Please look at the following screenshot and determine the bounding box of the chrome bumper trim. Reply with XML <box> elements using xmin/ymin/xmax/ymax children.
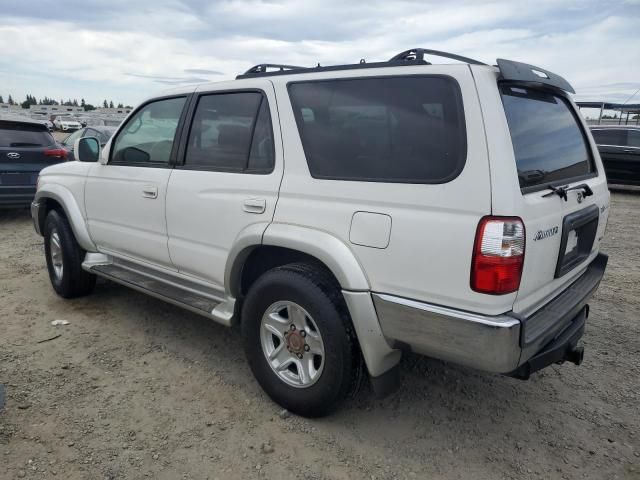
<box><xmin>31</xmin><ymin>201</ymin><xmax>42</xmax><ymax>235</ymax></box>
<box><xmin>372</xmin><ymin>293</ymin><xmax>522</xmax><ymax>373</ymax></box>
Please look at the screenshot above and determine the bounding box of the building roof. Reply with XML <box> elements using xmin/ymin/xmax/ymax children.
<box><xmin>577</xmin><ymin>102</ymin><xmax>640</xmax><ymax>114</ymax></box>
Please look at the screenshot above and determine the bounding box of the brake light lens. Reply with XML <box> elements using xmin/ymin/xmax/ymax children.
<box><xmin>471</xmin><ymin>217</ymin><xmax>525</xmax><ymax>295</ymax></box>
<box><xmin>44</xmin><ymin>148</ymin><xmax>68</xmax><ymax>160</ymax></box>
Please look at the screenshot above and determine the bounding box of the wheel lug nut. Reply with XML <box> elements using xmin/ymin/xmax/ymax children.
<box><xmin>289</xmin><ymin>324</ymin><xmax>296</xmax><ymax>331</ymax></box>
<box><xmin>304</xmin><ymin>345</ymin><xmax>310</xmax><ymax>352</ymax></box>
<box><xmin>300</xmin><ymin>331</ymin><xmax>306</xmax><ymax>337</ymax></box>
<box><xmin>296</xmin><ymin>353</ymin><xmax>303</xmax><ymax>359</ymax></box>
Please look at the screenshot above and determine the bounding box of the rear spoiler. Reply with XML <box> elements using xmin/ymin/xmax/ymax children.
<box><xmin>497</xmin><ymin>59</ymin><xmax>575</xmax><ymax>94</ymax></box>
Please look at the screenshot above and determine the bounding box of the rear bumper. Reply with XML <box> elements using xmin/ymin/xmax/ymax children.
<box><xmin>373</xmin><ymin>253</ymin><xmax>608</xmax><ymax>374</ymax></box>
<box><xmin>0</xmin><ymin>186</ymin><xmax>36</xmax><ymax>208</ymax></box>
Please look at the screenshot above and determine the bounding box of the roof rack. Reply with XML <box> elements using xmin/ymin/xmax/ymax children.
<box><xmin>242</xmin><ymin>64</ymin><xmax>306</xmax><ymax>76</ymax></box>
<box><xmin>388</xmin><ymin>48</ymin><xmax>487</xmax><ymax>66</ymax></box>
<box><xmin>236</xmin><ymin>47</ymin><xmax>486</xmax><ymax>79</ymax></box>
<box><xmin>236</xmin><ymin>48</ymin><xmax>574</xmax><ymax>94</ymax></box>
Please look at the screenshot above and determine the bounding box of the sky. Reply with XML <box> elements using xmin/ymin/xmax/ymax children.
<box><xmin>0</xmin><ymin>0</ymin><xmax>639</xmax><ymax>109</ymax></box>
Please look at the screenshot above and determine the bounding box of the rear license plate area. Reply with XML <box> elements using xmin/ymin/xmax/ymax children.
<box><xmin>0</xmin><ymin>173</ymin><xmax>37</xmax><ymax>186</ymax></box>
<box><xmin>555</xmin><ymin>205</ymin><xmax>599</xmax><ymax>278</ymax></box>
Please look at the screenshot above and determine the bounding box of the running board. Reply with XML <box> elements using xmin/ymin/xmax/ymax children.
<box><xmin>88</xmin><ymin>263</ymin><xmax>229</xmax><ymax>325</ymax></box>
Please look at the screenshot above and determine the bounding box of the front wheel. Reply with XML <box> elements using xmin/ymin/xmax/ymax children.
<box><xmin>44</xmin><ymin>210</ymin><xmax>96</xmax><ymax>298</ymax></box>
<box><xmin>241</xmin><ymin>263</ymin><xmax>363</xmax><ymax>417</ymax></box>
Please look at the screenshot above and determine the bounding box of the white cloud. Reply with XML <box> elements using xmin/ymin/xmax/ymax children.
<box><xmin>0</xmin><ymin>0</ymin><xmax>638</xmax><ymax>105</ymax></box>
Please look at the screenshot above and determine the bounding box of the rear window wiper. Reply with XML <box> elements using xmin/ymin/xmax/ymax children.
<box><xmin>542</xmin><ymin>183</ymin><xmax>593</xmax><ymax>201</ymax></box>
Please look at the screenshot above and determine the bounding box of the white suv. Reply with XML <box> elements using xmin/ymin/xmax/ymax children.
<box><xmin>32</xmin><ymin>49</ymin><xmax>609</xmax><ymax>417</ymax></box>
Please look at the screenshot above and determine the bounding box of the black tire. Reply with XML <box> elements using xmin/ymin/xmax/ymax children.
<box><xmin>43</xmin><ymin>209</ymin><xmax>96</xmax><ymax>298</ymax></box>
<box><xmin>241</xmin><ymin>262</ymin><xmax>363</xmax><ymax>417</ymax></box>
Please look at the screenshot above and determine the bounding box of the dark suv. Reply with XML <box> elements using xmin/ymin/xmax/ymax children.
<box><xmin>590</xmin><ymin>126</ymin><xmax>640</xmax><ymax>186</ymax></box>
<box><xmin>0</xmin><ymin>117</ymin><xmax>67</xmax><ymax>207</ymax></box>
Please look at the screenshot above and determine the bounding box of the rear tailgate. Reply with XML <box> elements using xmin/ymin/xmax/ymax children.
<box><xmin>471</xmin><ymin>66</ymin><xmax>610</xmax><ymax>317</ymax></box>
<box><xmin>0</xmin><ymin>121</ymin><xmax>63</xmax><ymax>186</ymax></box>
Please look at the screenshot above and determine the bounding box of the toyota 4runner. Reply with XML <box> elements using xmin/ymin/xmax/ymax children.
<box><xmin>31</xmin><ymin>49</ymin><xmax>609</xmax><ymax>417</ymax></box>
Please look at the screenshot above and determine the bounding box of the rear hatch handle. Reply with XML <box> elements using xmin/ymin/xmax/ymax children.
<box><xmin>542</xmin><ymin>183</ymin><xmax>593</xmax><ymax>202</ymax></box>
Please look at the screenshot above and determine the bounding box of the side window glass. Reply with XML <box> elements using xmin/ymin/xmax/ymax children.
<box><xmin>111</xmin><ymin>97</ymin><xmax>186</xmax><ymax>165</ymax></box>
<box><xmin>591</xmin><ymin>129</ymin><xmax>626</xmax><ymax>146</ymax></box>
<box><xmin>627</xmin><ymin>130</ymin><xmax>640</xmax><ymax>148</ymax></box>
<box><xmin>63</xmin><ymin>129</ymin><xmax>83</xmax><ymax>147</ymax></box>
<box><xmin>288</xmin><ymin>77</ymin><xmax>467</xmax><ymax>183</ymax></box>
<box><xmin>247</xmin><ymin>98</ymin><xmax>275</xmax><ymax>172</ymax></box>
<box><xmin>184</xmin><ymin>92</ymin><xmax>274</xmax><ymax>173</ymax></box>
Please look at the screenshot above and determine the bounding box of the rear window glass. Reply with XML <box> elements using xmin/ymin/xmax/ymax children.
<box><xmin>591</xmin><ymin>129</ymin><xmax>626</xmax><ymax>146</ymax></box>
<box><xmin>501</xmin><ymin>86</ymin><xmax>594</xmax><ymax>189</ymax></box>
<box><xmin>288</xmin><ymin>76</ymin><xmax>467</xmax><ymax>183</ymax></box>
<box><xmin>0</xmin><ymin>123</ymin><xmax>54</xmax><ymax>147</ymax></box>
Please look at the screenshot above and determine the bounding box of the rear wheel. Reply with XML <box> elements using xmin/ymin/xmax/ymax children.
<box><xmin>241</xmin><ymin>263</ymin><xmax>363</xmax><ymax>417</ymax></box>
<box><xmin>44</xmin><ymin>210</ymin><xmax>96</xmax><ymax>298</ymax></box>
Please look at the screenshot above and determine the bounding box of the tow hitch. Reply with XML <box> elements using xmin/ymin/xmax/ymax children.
<box><xmin>508</xmin><ymin>306</ymin><xmax>588</xmax><ymax>381</ymax></box>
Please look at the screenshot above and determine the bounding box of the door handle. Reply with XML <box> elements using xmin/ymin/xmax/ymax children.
<box><xmin>243</xmin><ymin>198</ymin><xmax>266</xmax><ymax>214</ymax></box>
<box><xmin>623</xmin><ymin>149</ymin><xmax>633</xmax><ymax>153</ymax></box>
<box><xmin>142</xmin><ymin>185</ymin><xmax>158</xmax><ymax>199</ymax></box>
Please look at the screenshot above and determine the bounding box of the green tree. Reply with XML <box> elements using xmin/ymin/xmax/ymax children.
<box><xmin>103</xmin><ymin>99</ymin><xmax>108</xmax><ymax>108</ymax></box>
<box><xmin>21</xmin><ymin>94</ymin><xmax>38</xmax><ymax>109</ymax></box>
<box><xmin>109</xmin><ymin>100</ymin><xmax>114</xmax><ymax>108</ymax></box>
<box><xmin>81</xmin><ymin>98</ymin><xmax>86</xmax><ymax>108</ymax></box>
<box><xmin>0</xmin><ymin>95</ymin><xmax>4</xmax><ymax>104</ymax></box>
<box><xmin>117</xmin><ymin>103</ymin><xmax>124</xmax><ymax>108</ymax></box>
<box><xmin>7</xmin><ymin>95</ymin><xmax>14</xmax><ymax>105</ymax></box>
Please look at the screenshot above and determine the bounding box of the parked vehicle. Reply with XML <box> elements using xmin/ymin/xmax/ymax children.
<box><xmin>60</xmin><ymin>126</ymin><xmax>117</xmax><ymax>161</ymax></box>
<box><xmin>53</xmin><ymin>116</ymin><xmax>82</xmax><ymax>132</ymax></box>
<box><xmin>0</xmin><ymin>117</ymin><xmax>66</xmax><ymax>207</ymax></box>
<box><xmin>589</xmin><ymin>125</ymin><xmax>640</xmax><ymax>185</ymax></box>
<box><xmin>31</xmin><ymin>49</ymin><xmax>609</xmax><ymax>416</ymax></box>
<box><xmin>34</xmin><ymin>119</ymin><xmax>54</xmax><ymax>131</ymax></box>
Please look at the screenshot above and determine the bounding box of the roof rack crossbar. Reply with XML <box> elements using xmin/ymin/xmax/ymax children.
<box><xmin>243</xmin><ymin>64</ymin><xmax>306</xmax><ymax>75</ymax></box>
<box><xmin>389</xmin><ymin>48</ymin><xmax>487</xmax><ymax>66</ymax></box>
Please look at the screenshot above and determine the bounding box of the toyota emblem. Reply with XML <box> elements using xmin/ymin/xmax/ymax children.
<box><xmin>7</xmin><ymin>152</ymin><xmax>20</xmax><ymax>159</ymax></box>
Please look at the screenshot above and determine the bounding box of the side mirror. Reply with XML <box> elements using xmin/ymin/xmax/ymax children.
<box><xmin>74</xmin><ymin>137</ymin><xmax>100</xmax><ymax>162</ymax></box>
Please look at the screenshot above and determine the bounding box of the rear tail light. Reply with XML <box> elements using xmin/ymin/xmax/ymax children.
<box><xmin>471</xmin><ymin>217</ymin><xmax>525</xmax><ymax>295</ymax></box>
<box><xmin>44</xmin><ymin>148</ymin><xmax>68</xmax><ymax>160</ymax></box>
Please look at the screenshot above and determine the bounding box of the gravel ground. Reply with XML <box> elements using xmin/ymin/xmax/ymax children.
<box><xmin>1</xmin><ymin>191</ymin><xmax>639</xmax><ymax>480</ymax></box>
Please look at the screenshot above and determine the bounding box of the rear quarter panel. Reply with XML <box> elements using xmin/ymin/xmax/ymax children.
<box><xmin>272</xmin><ymin>65</ymin><xmax>511</xmax><ymax>315</ymax></box>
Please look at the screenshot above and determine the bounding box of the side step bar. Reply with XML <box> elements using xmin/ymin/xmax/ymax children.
<box><xmin>88</xmin><ymin>263</ymin><xmax>225</xmax><ymax>324</ymax></box>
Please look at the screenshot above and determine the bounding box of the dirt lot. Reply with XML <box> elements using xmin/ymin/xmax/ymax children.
<box><xmin>1</xmin><ymin>192</ymin><xmax>639</xmax><ymax>480</ymax></box>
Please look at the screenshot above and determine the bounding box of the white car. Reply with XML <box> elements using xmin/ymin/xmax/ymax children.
<box><xmin>31</xmin><ymin>48</ymin><xmax>610</xmax><ymax>417</ymax></box>
<box><xmin>53</xmin><ymin>117</ymin><xmax>82</xmax><ymax>131</ymax></box>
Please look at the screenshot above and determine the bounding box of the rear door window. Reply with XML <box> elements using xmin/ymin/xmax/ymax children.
<box><xmin>591</xmin><ymin>129</ymin><xmax>626</xmax><ymax>146</ymax></box>
<box><xmin>500</xmin><ymin>85</ymin><xmax>594</xmax><ymax>190</ymax></box>
<box><xmin>288</xmin><ymin>76</ymin><xmax>467</xmax><ymax>183</ymax></box>
<box><xmin>183</xmin><ymin>92</ymin><xmax>274</xmax><ymax>173</ymax></box>
<box><xmin>0</xmin><ymin>123</ymin><xmax>54</xmax><ymax>147</ymax></box>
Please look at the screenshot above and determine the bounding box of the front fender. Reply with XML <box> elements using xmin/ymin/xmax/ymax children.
<box><xmin>35</xmin><ymin>185</ymin><xmax>96</xmax><ymax>252</ymax></box>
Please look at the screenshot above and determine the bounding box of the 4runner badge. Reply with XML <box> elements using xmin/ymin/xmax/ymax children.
<box><xmin>533</xmin><ymin>226</ymin><xmax>558</xmax><ymax>241</ymax></box>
